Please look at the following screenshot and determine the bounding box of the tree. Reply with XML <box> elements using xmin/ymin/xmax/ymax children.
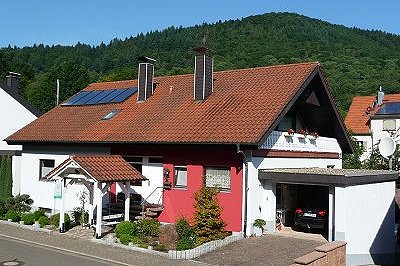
<box><xmin>193</xmin><ymin>187</ymin><xmax>227</xmax><ymax>244</ymax></box>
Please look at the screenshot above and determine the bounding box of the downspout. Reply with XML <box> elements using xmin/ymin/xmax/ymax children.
<box><xmin>236</xmin><ymin>144</ymin><xmax>248</xmax><ymax>238</ymax></box>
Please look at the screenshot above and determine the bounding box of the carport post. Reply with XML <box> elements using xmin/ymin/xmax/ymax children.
<box><xmin>95</xmin><ymin>181</ymin><xmax>103</xmax><ymax>238</ymax></box>
<box><xmin>59</xmin><ymin>178</ymin><xmax>66</xmax><ymax>233</ymax></box>
<box><xmin>328</xmin><ymin>186</ymin><xmax>334</xmax><ymax>242</ymax></box>
<box><xmin>124</xmin><ymin>181</ymin><xmax>130</xmax><ymax>221</ymax></box>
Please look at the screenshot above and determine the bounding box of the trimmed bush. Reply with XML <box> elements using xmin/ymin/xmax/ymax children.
<box><xmin>21</xmin><ymin>213</ymin><xmax>35</xmax><ymax>225</ymax></box>
<box><xmin>137</xmin><ymin>218</ymin><xmax>160</xmax><ymax>237</ymax></box>
<box><xmin>115</xmin><ymin>221</ymin><xmax>137</xmax><ymax>238</ymax></box>
<box><xmin>119</xmin><ymin>234</ymin><xmax>131</xmax><ymax>245</ymax></box>
<box><xmin>38</xmin><ymin>216</ymin><xmax>49</xmax><ymax>228</ymax></box>
<box><xmin>33</xmin><ymin>209</ymin><xmax>46</xmax><ymax>221</ymax></box>
<box><xmin>5</xmin><ymin>210</ymin><xmax>20</xmax><ymax>222</ymax></box>
<box><xmin>176</xmin><ymin>236</ymin><xmax>196</xmax><ymax>251</ymax></box>
<box><xmin>49</xmin><ymin>213</ymin><xmax>71</xmax><ymax>230</ymax></box>
<box><xmin>153</xmin><ymin>243</ymin><xmax>167</xmax><ymax>251</ymax></box>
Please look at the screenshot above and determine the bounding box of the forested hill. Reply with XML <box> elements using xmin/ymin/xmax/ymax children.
<box><xmin>1</xmin><ymin>12</ymin><xmax>400</xmax><ymax>114</ymax></box>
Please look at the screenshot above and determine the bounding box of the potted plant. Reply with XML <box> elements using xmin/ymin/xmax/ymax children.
<box><xmin>253</xmin><ymin>219</ymin><xmax>266</xmax><ymax>236</ymax></box>
<box><xmin>309</xmin><ymin>132</ymin><xmax>319</xmax><ymax>140</ymax></box>
<box><xmin>298</xmin><ymin>129</ymin><xmax>308</xmax><ymax>139</ymax></box>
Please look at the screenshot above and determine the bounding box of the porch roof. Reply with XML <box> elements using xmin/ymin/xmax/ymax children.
<box><xmin>259</xmin><ymin>167</ymin><xmax>398</xmax><ymax>186</ymax></box>
<box><xmin>46</xmin><ymin>155</ymin><xmax>146</xmax><ymax>182</ymax></box>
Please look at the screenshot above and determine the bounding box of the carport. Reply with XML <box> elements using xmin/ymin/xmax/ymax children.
<box><xmin>259</xmin><ymin>167</ymin><xmax>397</xmax><ymax>266</ymax></box>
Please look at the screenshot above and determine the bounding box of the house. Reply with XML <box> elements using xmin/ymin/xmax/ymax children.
<box><xmin>6</xmin><ymin>50</ymin><xmax>396</xmax><ymax>265</ymax></box>
<box><xmin>0</xmin><ymin>72</ymin><xmax>41</xmax><ymax>195</ymax></box>
<box><xmin>345</xmin><ymin>90</ymin><xmax>400</xmax><ymax>161</ymax></box>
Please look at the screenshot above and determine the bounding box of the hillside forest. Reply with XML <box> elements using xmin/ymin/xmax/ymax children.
<box><xmin>1</xmin><ymin>12</ymin><xmax>400</xmax><ymax>114</ymax></box>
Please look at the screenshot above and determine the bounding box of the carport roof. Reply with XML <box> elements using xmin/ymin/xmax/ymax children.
<box><xmin>259</xmin><ymin>168</ymin><xmax>398</xmax><ymax>186</ymax></box>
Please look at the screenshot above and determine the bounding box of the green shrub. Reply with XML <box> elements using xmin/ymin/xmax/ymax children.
<box><xmin>21</xmin><ymin>213</ymin><xmax>35</xmax><ymax>225</ymax></box>
<box><xmin>6</xmin><ymin>194</ymin><xmax>34</xmax><ymax>213</ymax></box>
<box><xmin>33</xmin><ymin>209</ymin><xmax>46</xmax><ymax>221</ymax></box>
<box><xmin>72</xmin><ymin>207</ymin><xmax>88</xmax><ymax>226</ymax></box>
<box><xmin>115</xmin><ymin>221</ymin><xmax>137</xmax><ymax>238</ymax></box>
<box><xmin>153</xmin><ymin>243</ymin><xmax>167</xmax><ymax>251</ymax></box>
<box><xmin>175</xmin><ymin>217</ymin><xmax>194</xmax><ymax>239</ymax></box>
<box><xmin>119</xmin><ymin>234</ymin><xmax>131</xmax><ymax>245</ymax></box>
<box><xmin>49</xmin><ymin>213</ymin><xmax>71</xmax><ymax>230</ymax></box>
<box><xmin>253</xmin><ymin>219</ymin><xmax>266</xmax><ymax>232</ymax></box>
<box><xmin>5</xmin><ymin>210</ymin><xmax>20</xmax><ymax>222</ymax></box>
<box><xmin>130</xmin><ymin>235</ymin><xmax>147</xmax><ymax>246</ymax></box>
<box><xmin>137</xmin><ymin>218</ymin><xmax>160</xmax><ymax>237</ymax></box>
<box><xmin>176</xmin><ymin>236</ymin><xmax>196</xmax><ymax>251</ymax></box>
<box><xmin>38</xmin><ymin>216</ymin><xmax>49</xmax><ymax>228</ymax></box>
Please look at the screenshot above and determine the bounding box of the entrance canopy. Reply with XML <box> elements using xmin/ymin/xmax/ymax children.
<box><xmin>259</xmin><ymin>168</ymin><xmax>397</xmax><ymax>186</ymax></box>
<box><xmin>46</xmin><ymin>155</ymin><xmax>146</xmax><ymax>238</ymax></box>
<box><xmin>45</xmin><ymin>155</ymin><xmax>146</xmax><ymax>183</ymax></box>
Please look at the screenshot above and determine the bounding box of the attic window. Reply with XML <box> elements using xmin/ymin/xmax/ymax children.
<box><xmin>102</xmin><ymin>109</ymin><xmax>121</xmax><ymax>120</ymax></box>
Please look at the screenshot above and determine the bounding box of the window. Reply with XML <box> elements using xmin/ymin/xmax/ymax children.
<box><xmin>102</xmin><ymin>109</ymin><xmax>121</xmax><ymax>120</ymax></box>
<box><xmin>124</xmin><ymin>156</ymin><xmax>143</xmax><ymax>173</ymax></box>
<box><xmin>174</xmin><ymin>166</ymin><xmax>187</xmax><ymax>188</ymax></box>
<box><xmin>205</xmin><ymin>167</ymin><xmax>231</xmax><ymax>191</ymax></box>
<box><xmin>149</xmin><ymin>157</ymin><xmax>163</xmax><ymax>164</ymax></box>
<box><xmin>383</xmin><ymin>119</ymin><xmax>396</xmax><ymax>131</ymax></box>
<box><xmin>39</xmin><ymin>159</ymin><xmax>55</xmax><ymax>180</ymax></box>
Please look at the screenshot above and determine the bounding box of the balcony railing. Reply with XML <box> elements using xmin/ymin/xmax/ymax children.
<box><xmin>260</xmin><ymin>131</ymin><xmax>341</xmax><ymax>153</ymax></box>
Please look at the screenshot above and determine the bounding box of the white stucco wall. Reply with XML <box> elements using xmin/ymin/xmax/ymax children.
<box><xmin>353</xmin><ymin>135</ymin><xmax>373</xmax><ymax>161</ymax></box>
<box><xmin>18</xmin><ymin>145</ymin><xmax>111</xmax><ymax>212</ymax></box>
<box><xmin>335</xmin><ymin>181</ymin><xmax>396</xmax><ymax>266</ymax></box>
<box><xmin>246</xmin><ymin>156</ymin><xmax>342</xmax><ymax>236</ymax></box>
<box><xmin>0</xmin><ymin>88</ymin><xmax>37</xmax><ymax>151</ymax></box>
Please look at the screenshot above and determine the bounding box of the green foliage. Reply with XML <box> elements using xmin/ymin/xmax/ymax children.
<box><xmin>115</xmin><ymin>221</ymin><xmax>138</xmax><ymax>238</ymax></box>
<box><xmin>33</xmin><ymin>209</ymin><xmax>46</xmax><ymax>221</ymax></box>
<box><xmin>343</xmin><ymin>132</ymin><xmax>364</xmax><ymax>169</ymax></box>
<box><xmin>72</xmin><ymin>207</ymin><xmax>88</xmax><ymax>226</ymax></box>
<box><xmin>38</xmin><ymin>216</ymin><xmax>49</xmax><ymax>228</ymax></box>
<box><xmin>2</xmin><ymin>13</ymin><xmax>400</xmax><ymax>115</ymax></box>
<box><xmin>119</xmin><ymin>234</ymin><xmax>131</xmax><ymax>245</ymax></box>
<box><xmin>0</xmin><ymin>155</ymin><xmax>12</xmax><ymax>199</ymax></box>
<box><xmin>130</xmin><ymin>235</ymin><xmax>149</xmax><ymax>247</ymax></box>
<box><xmin>49</xmin><ymin>213</ymin><xmax>71</xmax><ymax>230</ymax></box>
<box><xmin>5</xmin><ymin>210</ymin><xmax>20</xmax><ymax>222</ymax></box>
<box><xmin>193</xmin><ymin>187</ymin><xmax>227</xmax><ymax>244</ymax></box>
<box><xmin>137</xmin><ymin>218</ymin><xmax>160</xmax><ymax>237</ymax></box>
<box><xmin>153</xmin><ymin>243</ymin><xmax>167</xmax><ymax>251</ymax></box>
<box><xmin>253</xmin><ymin>219</ymin><xmax>266</xmax><ymax>232</ymax></box>
<box><xmin>175</xmin><ymin>217</ymin><xmax>197</xmax><ymax>250</ymax></box>
<box><xmin>362</xmin><ymin>145</ymin><xmax>400</xmax><ymax>170</ymax></box>
<box><xmin>21</xmin><ymin>213</ymin><xmax>35</xmax><ymax>225</ymax></box>
<box><xmin>3</xmin><ymin>194</ymin><xmax>33</xmax><ymax>213</ymax></box>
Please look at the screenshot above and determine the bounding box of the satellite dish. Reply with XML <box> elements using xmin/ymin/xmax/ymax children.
<box><xmin>379</xmin><ymin>137</ymin><xmax>396</xmax><ymax>159</ymax></box>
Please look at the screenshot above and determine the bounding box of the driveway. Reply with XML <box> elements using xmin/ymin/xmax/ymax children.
<box><xmin>195</xmin><ymin>234</ymin><xmax>326</xmax><ymax>266</ymax></box>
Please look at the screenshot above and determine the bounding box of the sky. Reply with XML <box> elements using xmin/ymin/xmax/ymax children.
<box><xmin>0</xmin><ymin>0</ymin><xmax>399</xmax><ymax>48</ymax></box>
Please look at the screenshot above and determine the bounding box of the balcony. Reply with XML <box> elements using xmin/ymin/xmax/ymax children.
<box><xmin>260</xmin><ymin>131</ymin><xmax>341</xmax><ymax>153</ymax></box>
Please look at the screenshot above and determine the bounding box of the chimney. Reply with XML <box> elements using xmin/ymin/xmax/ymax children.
<box><xmin>6</xmin><ymin>72</ymin><xmax>21</xmax><ymax>92</ymax></box>
<box><xmin>137</xmin><ymin>57</ymin><xmax>156</xmax><ymax>102</ymax></box>
<box><xmin>193</xmin><ymin>47</ymin><xmax>213</xmax><ymax>101</ymax></box>
<box><xmin>377</xmin><ymin>86</ymin><xmax>384</xmax><ymax>106</ymax></box>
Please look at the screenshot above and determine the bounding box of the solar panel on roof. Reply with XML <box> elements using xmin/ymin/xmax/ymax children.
<box><xmin>61</xmin><ymin>87</ymin><xmax>137</xmax><ymax>106</ymax></box>
<box><xmin>84</xmin><ymin>90</ymin><xmax>113</xmax><ymax>105</ymax></box>
<box><xmin>62</xmin><ymin>91</ymin><xmax>91</xmax><ymax>105</ymax></box>
<box><xmin>376</xmin><ymin>102</ymin><xmax>400</xmax><ymax>115</ymax></box>
<box><xmin>111</xmin><ymin>88</ymin><xmax>137</xmax><ymax>103</ymax></box>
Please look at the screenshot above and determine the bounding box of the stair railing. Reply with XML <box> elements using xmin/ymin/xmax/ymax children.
<box><xmin>140</xmin><ymin>186</ymin><xmax>164</xmax><ymax>217</ymax></box>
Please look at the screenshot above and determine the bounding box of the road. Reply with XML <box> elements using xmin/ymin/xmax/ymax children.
<box><xmin>0</xmin><ymin>234</ymin><xmax>128</xmax><ymax>266</ymax></box>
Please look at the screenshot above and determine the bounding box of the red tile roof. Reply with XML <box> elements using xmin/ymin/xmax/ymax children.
<box><xmin>47</xmin><ymin>155</ymin><xmax>146</xmax><ymax>182</ymax></box>
<box><xmin>345</xmin><ymin>94</ymin><xmax>400</xmax><ymax>134</ymax></box>
<box><xmin>7</xmin><ymin>62</ymin><xmax>320</xmax><ymax>145</ymax></box>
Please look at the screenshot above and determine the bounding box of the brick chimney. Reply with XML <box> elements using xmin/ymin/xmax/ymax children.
<box><xmin>6</xmin><ymin>72</ymin><xmax>21</xmax><ymax>92</ymax></box>
<box><xmin>137</xmin><ymin>57</ymin><xmax>156</xmax><ymax>102</ymax></box>
<box><xmin>193</xmin><ymin>47</ymin><xmax>213</xmax><ymax>101</ymax></box>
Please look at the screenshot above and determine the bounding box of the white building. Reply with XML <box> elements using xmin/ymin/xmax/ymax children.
<box><xmin>0</xmin><ymin>72</ymin><xmax>41</xmax><ymax>195</ymax></box>
<box><xmin>6</xmin><ymin>56</ymin><xmax>397</xmax><ymax>265</ymax></box>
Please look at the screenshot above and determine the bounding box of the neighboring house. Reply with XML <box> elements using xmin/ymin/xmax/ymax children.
<box><xmin>0</xmin><ymin>72</ymin><xmax>41</xmax><ymax>195</ymax></box>
<box><xmin>345</xmin><ymin>91</ymin><xmax>400</xmax><ymax>161</ymax></box>
<box><xmin>6</xmin><ymin>50</ymin><xmax>396</xmax><ymax>265</ymax></box>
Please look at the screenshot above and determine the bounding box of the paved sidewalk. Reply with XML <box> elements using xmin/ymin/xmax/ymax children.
<box><xmin>0</xmin><ymin>223</ymin><xmax>206</xmax><ymax>266</ymax></box>
<box><xmin>195</xmin><ymin>234</ymin><xmax>326</xmax><ymax>266</ymax></box>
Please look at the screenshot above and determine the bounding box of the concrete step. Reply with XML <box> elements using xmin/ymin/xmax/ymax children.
<box><xmin>146</xmin><ymin>207</ymin><xmax>163</xmax><ymax>212</ymax></box>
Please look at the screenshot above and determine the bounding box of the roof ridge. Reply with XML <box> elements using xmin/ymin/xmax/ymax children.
<box><xmin>88</xmin><ymin>62</ymin><xmax>320</xmax><ymax>87</ymax></box>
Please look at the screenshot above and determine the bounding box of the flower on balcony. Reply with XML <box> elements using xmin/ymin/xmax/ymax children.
<box><xmin>287</xmin><ymin>128</ymin><xmax>295</xmax><ymax>136</ymax></box>
<box><xmin>299</xmin><ymin>129</ymin><xmax>308</xmax><ymax>138</ymax></box>
<box><xmin>311</xmin><ymin>132</ymin><xmax>319</xmax><ymax>139</ymax></box>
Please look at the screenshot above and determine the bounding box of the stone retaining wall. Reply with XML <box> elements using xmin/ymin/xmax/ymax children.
<box><xmin>290</xmin><ymin>241</ymin><xmax>346</xmax><ymax>266</ymax></box>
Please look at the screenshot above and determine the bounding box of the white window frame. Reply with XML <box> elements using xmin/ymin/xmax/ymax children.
<box><xmin>39</xmin><ymin>159</ymin><xmax>55</xmax><ymax>180</ymax></box>
<box><xmin>205</xmin><ymin>166</ymin><xmax>231</xmax><ymax>191</ymax></box>
<box><xmin>174</xmin><ymin>166</ymin><xmax>187</xmax><ymax>189</ymax></box>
